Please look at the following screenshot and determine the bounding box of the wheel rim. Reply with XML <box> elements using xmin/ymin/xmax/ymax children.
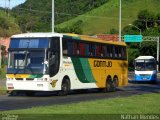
<box><xmin>106</xmin><ymin>79</ymin><xmax>112</xmax><ymax>91</ymax></box>
<box><xmin>62</xmin><ymin>83</ymin><xmax>68</xmax><ymax>92</ymax></box>
<box><xmin>113</xmin><ymin>78</ymin><xmax>118</xmax><ymax>87</ymax></box>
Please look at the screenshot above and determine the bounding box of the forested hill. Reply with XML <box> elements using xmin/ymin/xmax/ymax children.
<box><xmin>12</xmin><ymin>0</ymin><xmax>109</xmax><ymax>32</ymax></box>
<box><xmin>0</xmin><ymin>11</ymin><xmax>20</xmax><ymax>37</ymax></box>
<box><xmin>57</xmin><ymin>0</ymin><xmax>160</xmax><ymax>34</ymax></box>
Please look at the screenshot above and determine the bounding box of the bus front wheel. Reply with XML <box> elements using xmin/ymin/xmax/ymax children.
<box><xmin>58</xmin><ymin>79</ymin><xmax>70</xmax><ymax>96</ymax></box>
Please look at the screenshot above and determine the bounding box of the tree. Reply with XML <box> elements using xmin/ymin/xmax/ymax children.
<box><xmin>140</xmin><ymin>42</ymin><xmax>157</xmax><ymax>58</ymax></box>
<box><xmin>12</xmin><ymin>0</ymin><xmax>109</xmax><ymax>32</ymax></box>
<box><xmin>1</xmin><ymin>45</ymin><xmax>7</xmax><ymax>65</ymax></box>
<box><xmin>156</xmin><ymin>13</ymin><xmax>160</xmax><ymax>26</ymax></box>
<box><xmin>0</xmin><ymin>12</ymin><xmax>21</xmax><ymax>37</ymax></box>
<box><xmin>122</xmin><ymin>10</ymin><xmax>159</xmax><ymax>70</ymax></box>
<box><xmin>122</xmin><ymin>26</ymin><xmax>140</xmax><ymax>35</ymax></box>
<box><xmin>137</xmin><ymin>10</ymin><xmax>156</xmax><ymax>30</ymax></box>
<box><xmin>55</xmin><ymin>20</ymin><xmax>83</xmax><ymax>34</ymax></box>
<box><xmin>108</xmin><ymin>28</ymin><xmax>118</xmax><ymax>34</ymax></box>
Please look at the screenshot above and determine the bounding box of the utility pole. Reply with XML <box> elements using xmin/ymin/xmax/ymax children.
<box><xmin>157</xmin><ymin>37</ymin><xmax>159</xmax><ymax>72</ymax></box>
<box><xmin>8</xmin><ymin>0</ymin><xmax>10</xmax><ymax>17</ymax></box>
<box><xmin>52</xmin><ymin>0</ymin><xmax>54</xmax><ymax>33</ymax></box>
<box><xmin>119</xmin><ymin>0</ymin><xmax>122</xmax><ymax>42</ymax></box>
<box><xmin>0</xmin><ymin>38</ymin><xmax>1</xmax><ymax>68</ymax></box>
<box><xmin>5</xmin><ymin>0</ymin><xmax>7</xmax><ymax>13</ymax></box>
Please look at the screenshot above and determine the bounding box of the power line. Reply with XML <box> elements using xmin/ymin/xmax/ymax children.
<box><xmin>12</xmin><ymin>7</ymin><xmax>160</xmax><ymax>22</ymax></box>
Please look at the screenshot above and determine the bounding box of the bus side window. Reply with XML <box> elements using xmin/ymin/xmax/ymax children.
<box><xmin>79</xmin><ymin>42</ymin><xmax>85</xmax><ymax>56</ymax></box>
<box><xmin>89</xmin><ymin>44</ymin><xmax>95</xmax><ymax>57</ymax></box>
<box><xmin>122</xmin><ymin>47</ymin><xmax>127</xmax><ymax>60</ymax></box>
<box><xmin>105</xmin><ymin>46</ymin><xmax>109</xmax><ymax>58</ymax></box>
<box><xmin>92</xmin><ymin>44</ymin><xmax>96</xmax><ymax>57</ymax></box>
<box><xmin>100</xmin><ymin>45</ymin><xmax>105</xmax><ymax>57</ymax></box>
<box><xmin>108</xmin><ymin>45</ymin><xmax>113</xmax><ymax>58</ymax></box>
<box><xmin>62</xmin><ymin>40</ymin><xmax>68</xmax><ymax>55</ymax></box>
<box><xmin>89</xmin><ymin>44</ymin><xmax>92</xmax><ymax>56</ymax></box>
<box><xmin>74</xmin><ymin>42</ymin><xmax>80</xmax><ymax>55</ymax></box>
<box><xmin>50</xmin><ymin>37</ymin><xmax>60</xmax><ymax>50</ymax></box>
<box><xmin>96</xmin><ymin>45</ymin><xmax>101</xmax><ymax>57</ymax></box>
<box><xmin>85</xmin><ymin>44</ymin><xmax>90</xmax><ymax>56</ymax></box>
<box><xmin>68</xmin><ymin>41</ymin><xmax>74</xmax><ymax>56</ymax></box>
<box><xmin>118</xmin><ymin>47</ymin><xmax>122</xmax><ymax>59</ymax></box>
<box><xmin>49</xmin><ymin>37</ymin><xmax>60</xmax><ymax>77</ymax></box>
<box><xmin>49</xmin><ymin>52</ymin><xmax>55</xmax><ymax>65</ymax></box>
<box><xmin>114</xmin><ymin>46</ymin><xmax>118</xmax><ymax>59</ymax></box>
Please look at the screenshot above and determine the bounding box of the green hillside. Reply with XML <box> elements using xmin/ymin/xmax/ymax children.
<box><xmin>12</xmin><ymin>0</ymin><xmax>109</xmax><ymax>32</ymax></box>
<box><xmin>0</xmin><ymin>11</ymin><xmax>21</xmax><ymax>37</ymax></box>
<box><xmin>57</xmin><ymin>0</ymin><xmax>160</xmax><ymax>35</ymax></box>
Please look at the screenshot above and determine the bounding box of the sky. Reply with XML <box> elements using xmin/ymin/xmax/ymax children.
<box><xmin>0</xmin><ymin>0</ymin><xmax>26</xmax><ymax>9</ymax></box>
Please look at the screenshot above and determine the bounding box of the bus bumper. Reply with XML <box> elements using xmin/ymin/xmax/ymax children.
<box><xmin>6</xmin><ymin>81</ymin><xmax>60</xmax><ymax>91</ymax></box>
<box><xmin>134</xmin><ymin>74</ymin><xmax>157</xmax><ymax>82</ymax></box>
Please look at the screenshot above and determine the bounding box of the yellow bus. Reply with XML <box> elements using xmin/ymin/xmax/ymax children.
<box><xmin>6</xmin><ymin>33</ymin><xmax>128</xmax><ymax>96</ymax></box>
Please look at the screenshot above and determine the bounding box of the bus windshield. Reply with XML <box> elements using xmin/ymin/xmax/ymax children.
<box><xmin>135</xmin><ymin>59</ymin><xmax>156</xmax><ymax>71</ymax></box>
<box><xmin>7</xmin><ymin>50</ymin><xmax>48</xmax><ymax>74</ymax></box>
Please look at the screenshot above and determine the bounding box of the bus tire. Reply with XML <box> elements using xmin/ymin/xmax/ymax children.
<box><xmin>104</xmin><ymin>76</ymin><xmax>113</xmax><ymax>92</ymax></box>
<box><xmin>9</xmin><ymin>91</ymin><xmax>17</xmax><ymax>96</ymax></box>
<box><xmin>58</xmin><ymin>78</ymin><xmax>70</xmax><ymax>96</ymax></box>
<box><xmin>112</xmin><ymin>76</ymin><xmax>118</xmax><ymax>92</ymax></box>
<box><xmin>106</xmin><ymin>79</ymin><xmax>112</xmax><ymax>92</ymax></box>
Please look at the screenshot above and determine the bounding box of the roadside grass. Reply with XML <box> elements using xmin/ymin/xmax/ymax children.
<box><xmin>0</xmin><ymin>66</ymin><xmax>6</xmax><ymax>79</ymax></box>
<box><xmin>0</xmin><ymin>86</ymin><xmax>6</xmax><ymax>95</ymax></box>
<box><xmin>1</xmin><ymin>93</ymin><xmax>160</xmax><ymax>116</ymax></box>
<box><xmin>57</xmin><ymin>0</ymin><xmax>160</xmax><ymax>34</ymax></box>
<box><xmin>0</xmin><ymin>66</ymin><xmax>6</xmax><ymax>95</ymax></box>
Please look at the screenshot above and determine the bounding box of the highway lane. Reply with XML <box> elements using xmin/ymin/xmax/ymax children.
<box><xmin>0</xmin><ymin>73</ymin><xmax>160</xmax><ymax>111</ymax></box>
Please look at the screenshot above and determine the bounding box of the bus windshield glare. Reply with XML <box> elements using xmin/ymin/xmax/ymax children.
<box><xmin>135</xmin><ymin>59</ymin><xmax>156</xmax><ymax>71</ymax></box>
<box><xmin>7</xmin><ymin>50</ymin><xmax>48</xmax><ymax>74</ymax></box>
<box><xmin>7</xmin><ymin>38</ymin><xmax>50</xmax><ymax>74</ymax></box>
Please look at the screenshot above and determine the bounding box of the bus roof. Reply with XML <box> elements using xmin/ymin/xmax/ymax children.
<box><xmin>11</xmin><ymin>32</ymin><xmax>63</xmax><ymax>38</ymax></box>
<box><xmin>64</xmin><ymin>33</ymin><xmax>126</xmax><ymax>46</ymax></box>
<box><xmin>11</xmin><ymin>32</ymin><xmax>126</xmax><ymax>46</ymax></box>
<box><xmin>135</xmin><ymin>56</ymin><xmax>155</xmax><ymax>60</ymax></box>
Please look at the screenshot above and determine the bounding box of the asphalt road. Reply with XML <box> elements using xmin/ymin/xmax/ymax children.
<box><xmin>0</xmin><ymin>73</ymin><xmax>160</xmax><ymax>111</ymax></box>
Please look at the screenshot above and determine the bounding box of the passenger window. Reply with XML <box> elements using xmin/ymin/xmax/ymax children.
<box><xmin>62</xmin><ymin>40</ymin><xmax>68</xmax><ymax>55</ymax></box>
<box><xmin>122</xmin><ymin>47</ymin><xmax>127</xmax><ymax>60</ymax></box>
<box><xmin>118</xmin><ymin>47</ymin><xmax>122</xmax><ymax>59</ymax></box>
<box><xmin>96</xmin><ymin>45</ymin><xmax>101</xmax><ymax>57</ymax></box>
<box><xmin>114</xmin><ymin>46</ymin><xmax>118</xmax><ymax>58</ymax></box>
<box><xmin>85</xmin><ymin>44</ymin><xmax>90</xmax><ymax>56</ymax></box>
<box><xmin>108</xmin><ymin>46</ymin><xmax>113</xmax><ymax>58</ymax></box>
<box><xmin>101</xmin><ymin>45</ymin><xmax>105</xmax><ymax>57</ymax></box>
<box><xmin>79</xmin><ymin>42</ymin><xmax>85</xmax><ymax>56</ymax></box>
<box><xmin>68</xmin><ymin>41</ymin><xmax>74</xmax><ymax>56</ymax></box>
<box><xmin>74</xmin><ymin>42</ymin><xmax>80</xmax><ymax>55</ymax></box>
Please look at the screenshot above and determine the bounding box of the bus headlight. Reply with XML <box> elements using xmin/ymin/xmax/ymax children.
<box><xmin>7</xmin><ymin>83</ymin><xmax>14</xmax><ymax>90</ymax></box>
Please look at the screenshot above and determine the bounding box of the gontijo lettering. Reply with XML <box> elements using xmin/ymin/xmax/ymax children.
<box><xmin>94</xmin><ymin>60</ymin><xmax>112</xmax><ymax>67</ymax></box>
